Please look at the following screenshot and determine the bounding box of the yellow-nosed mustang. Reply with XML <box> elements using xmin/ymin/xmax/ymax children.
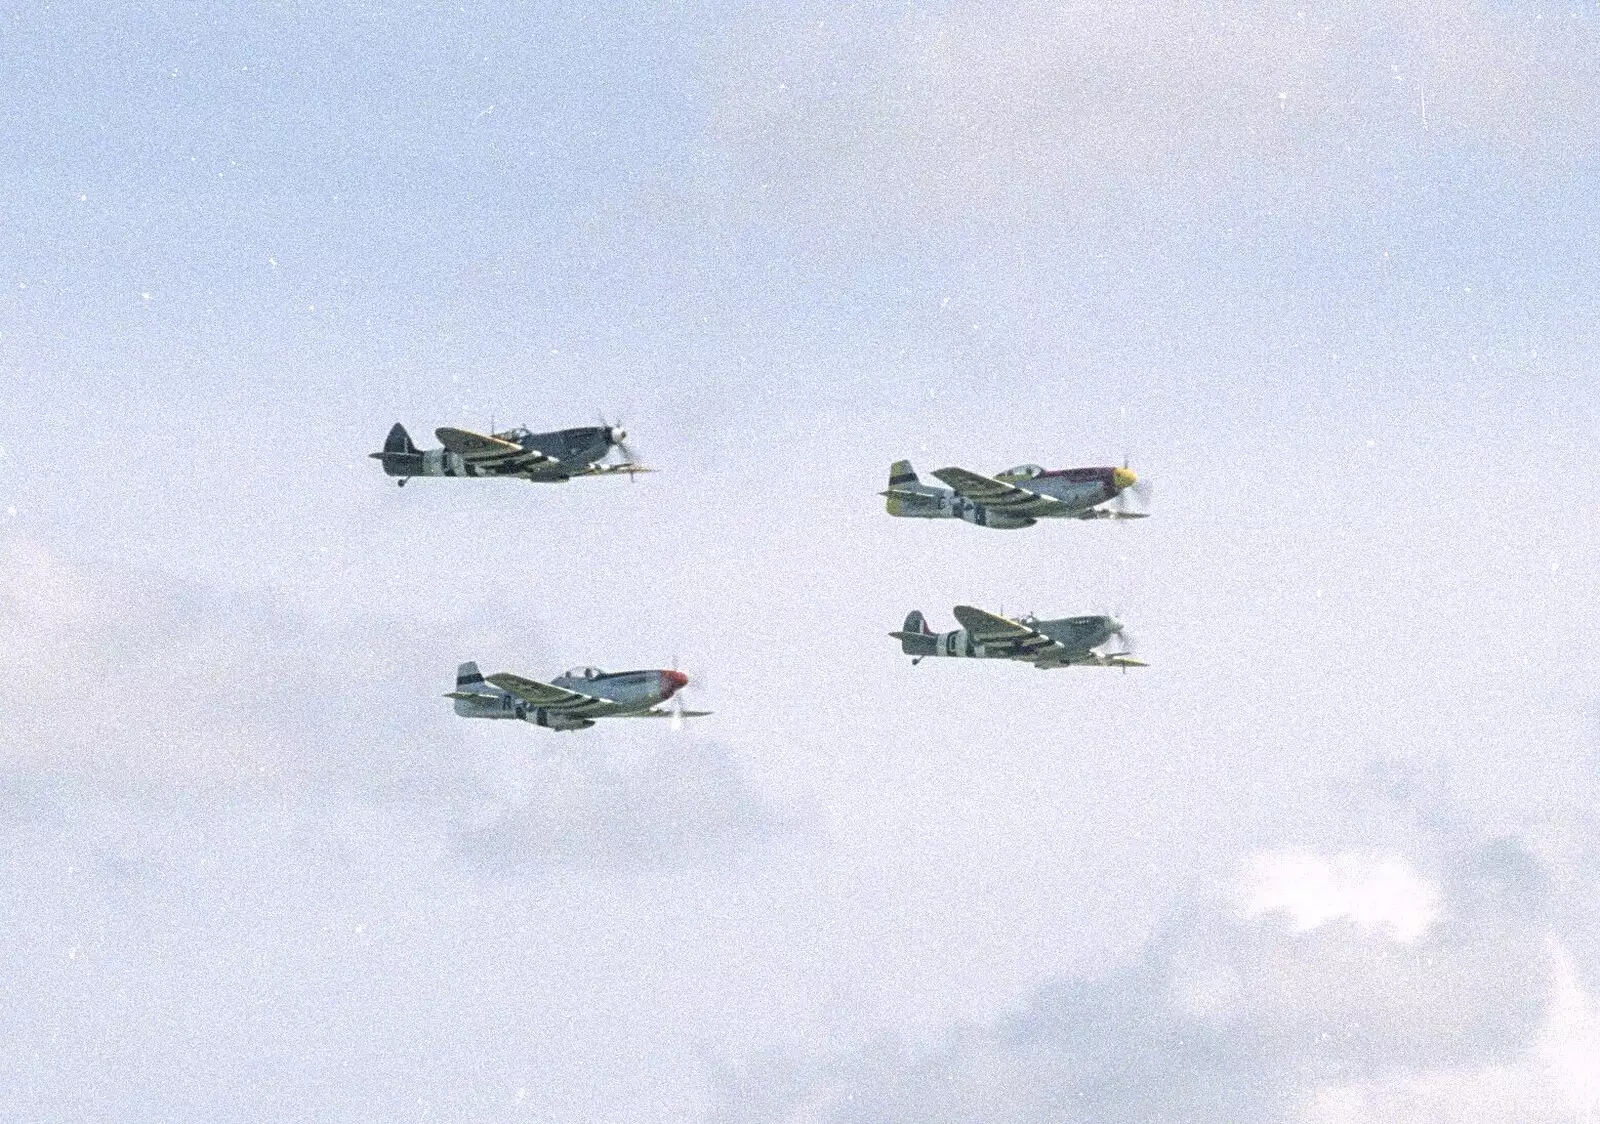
<box><xmin>446</xmin><ymin>662</ymin><xmax>710</xmax><ymax>731</ymax></box>
<box><xmin>891</xmin><ymin>607</ymin><xmax>1147</xmax><ymax>670</ymax></box>
<box><xmin>371</xmin><ymin>422</ymin><xmax>649</xmax><ymax>485</ymax></box>
<box><xmin>882</xmin><ymin>460</ymin><xmax>1149</xmax><ymax>528</ymax></box>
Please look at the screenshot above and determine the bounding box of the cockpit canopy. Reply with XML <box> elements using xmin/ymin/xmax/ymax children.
<box><xmin>998</xmin><ymin>464</ymin><xmax>1044</xmax><ymax>480</ymax></box>
<box><xmin>564</xmin><ymin>666</ymin><xmax>604</xmax><ymax>680</ymax></box>
<box><xmin>494</xmin><ymin>426</ymin><xmax>532</xmax><ymax>442</ymax></box>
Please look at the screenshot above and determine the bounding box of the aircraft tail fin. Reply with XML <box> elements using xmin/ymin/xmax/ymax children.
<box><xmin>384</xmin><ymin>423</ymin><xmax>419</xmax><ymax>455</ymax></box>
<box><xmin>887</xmin><ymin>460</ymin><xmax>931</xmax><ymax>490</ymax></box>
<box><xmin>456</xmin><ymin>661</ymin><xmax>487</xmax><ymax>690</ymax></box>
<box><xmin>890</xmin><ymin>610</ymin><xmax>939</xmax><ymax>657</ymax></box>
<box><xmin>882</xmin><ymin>460</ymin><xmax>943</xmax><ymax>515</ymax></box>
<box><xmin>371</xmin><ymin>423</ymin><xmax>424</xmax><ymax>477</ymax></box>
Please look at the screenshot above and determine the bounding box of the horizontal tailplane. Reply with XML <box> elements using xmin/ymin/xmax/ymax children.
<box><xmin>890</xmin><ymin>610</ymin><xmax>940</xmax><ymax>657</ymax></box>
<box><xmin>371</xmin><ymin>422</ymin><xmax>423</xmax><ymax>476</ymax></box>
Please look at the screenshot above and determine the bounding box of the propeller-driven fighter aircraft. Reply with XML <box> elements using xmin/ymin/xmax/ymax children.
<box><xmin>446</xmin><ymin>662</ymin><xmax>709</xmax><ymax>731</ymax></box>
<box><xmin>891</xmin><ymin>607</ymin><xmax>1147</xmax><ymax>669</ymax></box>
<box><xmin>882</xmin><ymin>460</ymin><xmax>1149</xmax><ymax>528</ymax></box>
<box><xmin>372</xmin><ymin>420</ymin><xmax>647</xmax><ymax>485</ymax></box>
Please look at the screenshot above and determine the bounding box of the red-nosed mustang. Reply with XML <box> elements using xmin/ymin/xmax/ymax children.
<box><xmin>882</xmin><ymin>460</ymin><xmax>1149</xmax><ymax>528</ymax></box>
<box><xmin>447</xmin><ymin>662</ymin><xmax>709</xmax><ymax>731</ymax></box>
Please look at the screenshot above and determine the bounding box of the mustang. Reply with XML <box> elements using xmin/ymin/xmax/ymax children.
<box><xmin>446</xmin><ymin>662</ymin><xmax>709</xmax><ymax>731</ymax></box>
<box><xmin>882</xmin><ymin>459</ymin><xmax>1148</xmax><ymax>528</ymax></box>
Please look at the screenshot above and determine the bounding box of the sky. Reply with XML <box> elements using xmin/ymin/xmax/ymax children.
<box><xmin>1</xmin><ymin>1</ymin><xmax>1598</xmax><ymax>1120</ymax></box>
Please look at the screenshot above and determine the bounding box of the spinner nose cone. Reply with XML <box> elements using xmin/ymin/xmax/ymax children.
<box><xmin>608</xmin><ymin>426</ymin><xmax>627</xmax><ymax>446</ymax></box>
<box><xmin>663</xmin><ymin>669</ymin><xmax>689</xmax><ymax>694</ymax></box>
<box><xmin>1112</xmin><ymin>466</ymin><xmax>1138</xmax><ymax>491</ymax></box>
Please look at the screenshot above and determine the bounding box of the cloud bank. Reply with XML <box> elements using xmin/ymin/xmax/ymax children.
<box><xmin>713</xmin><ymin>824</ymin><xmax>1599</xmax><ymax>1123</ymax></box>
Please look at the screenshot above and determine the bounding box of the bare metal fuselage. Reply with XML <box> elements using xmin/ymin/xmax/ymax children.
<box><xmin>884</xmin><ymin>463</ymin><xmax>1137</xmax><ymax>528</ymax></box>
<box><xmin>453</xmin><ymin>665</ymin><xmax>685</xmax><ymax>730</ymax></box>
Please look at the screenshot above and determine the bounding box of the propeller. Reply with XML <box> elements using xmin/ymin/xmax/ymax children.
<box><xmin>597</xmin><ymin>412</ymin><xmax>641</xmax><ymax>469</ymax></box>
<box><xmin>666</xmin><ymin>657</ymin><xmax>707</xmax><ymax>732</ymax></box>
<box><xmin>1113</xmin><ymin>457</ymin><xmax>1153</xmax><ymax>517</ymax></box>
<box><xmin>1107</xmin><ymin>619</ymin><xmax>1137</xmax><ymax>655</ymax></box>
<box><xmin>1103</xmin><ymin>617</ymin><xmax>1139</xmax><ymax>673</ymax></box>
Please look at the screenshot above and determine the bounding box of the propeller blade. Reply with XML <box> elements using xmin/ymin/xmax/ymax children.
<box><xmin>1111</xmin><ymin>464</ymin><xmax>1152</xmax><ymax>516</ymax></box>
<box><xmin>597</xmin><ymin>413</ymin><xmax>643</xmax><ymax>472</ymax></box>
<box><xmin>666</xmin><ymin>654</ymin><xmax>709</xmax><ymax>730</ymax></box>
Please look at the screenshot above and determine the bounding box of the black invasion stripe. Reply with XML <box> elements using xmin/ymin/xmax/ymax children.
<box><xmin>550</xmin><ymin>694</ymin><xmax>615</xmax><ymax>715</ymax></box>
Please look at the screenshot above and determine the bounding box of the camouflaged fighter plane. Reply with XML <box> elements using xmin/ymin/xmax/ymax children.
<box><xmin>371</xmin><ymin>420</ymin><xmax>647</xmax><ymax>485</ymax></box>
<box><xmin>446</xmin><ymin>661</ymin><xmax>709</xmax><ymax>731</ymax></box>
<box><xmin>892</xmin><ymin>607</ymin><xmax>1147</xmax><ymax>670</ymax></box>
<box><xmin>882</xmin><ymin>460</ymin><xmax>1149</xmax><ymax>528</ymax></box>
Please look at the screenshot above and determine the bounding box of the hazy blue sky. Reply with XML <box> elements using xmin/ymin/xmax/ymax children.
<box><xmin>2</xmin><ymin>2</ymin><xmax>1598</xmax><ymax>1121</ymax></box>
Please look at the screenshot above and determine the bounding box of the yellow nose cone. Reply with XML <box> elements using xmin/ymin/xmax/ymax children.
<box><xmin>1112</xmin><ymin>466</ymin><xmax>1138</xmax><ymax>491</ymax></box>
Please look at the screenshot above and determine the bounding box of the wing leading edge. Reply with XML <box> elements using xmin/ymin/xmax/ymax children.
<box><xmin>435</xmin><ymin>427</ymin><xmax>559</xmax><ymax>473</ymax></box>
<box><xmin>951</xmin><ymin>605</ymin><xmax>1064</xmax><ymax>661</ymax></box>
<box><xmin>485</xmin><ymin>672</ymin><xmax>618</xmax><ymax>717</ymax></box>
<box><xmin>931</xmin><ymin>467</ymin><xmax>1077</xmax><ymax>519</ymax></box>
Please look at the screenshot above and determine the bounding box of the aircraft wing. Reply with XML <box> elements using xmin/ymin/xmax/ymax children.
<box><xmin>951</xmin><ymin>605</ymin><xmax>1064</xmax><ymax>660</ymax></box>
<box><xmin>623</xmin><ymin>707</ymin><xmax>713</xmax><ymax>718</ymax></box>
<box><xmin>931</xmin><ymin>467</ymin><xmax>1077</xmax><ymax>518</ymax></box>
<box><xmin>435</xmin><ymin>427</ymin><xmax>557</xmax><ymax>469</ymax></box>
<box><xmin>485</xmin><ymin>673</ymin><xmax>614</xmax><ymax>716</ymax></box>
<box><xmin>436</xmin><ymin>427</ymin><xmax>521</xmax><ymax>456</ymax></box>
<box><xmin>1071</xmin><ymin>507</ymin><xmax>1149</xmax><ymax>521</ymax></box>
<box><xmin>566</xmin><ymin>462</ymin><xmax>654</xmax><ymax>477</ymax></box>
<box><xmin>951</xmin><ymin>605</ymin><xmax>1036</xmax><ymax>640</ymax></box>
<box><xmin>1032</xmin><ymin>651</ymin><xmax>1149</xmax><ymax>669</ymax></box>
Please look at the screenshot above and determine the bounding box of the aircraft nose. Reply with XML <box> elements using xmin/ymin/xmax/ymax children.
<box><xmin>1112</xmin><ymin>466</ymin><xmax>1138</xmax><ymax>491</ymax></box>
<box><xmin>609</xmin><ymin>426</ymin><xmax>627</xmax><ymax>445</ymax></box>
<box><xmin>663</xmin><ymin>670</ymin><xmax>689</xmax><ymax>693</ymax></box>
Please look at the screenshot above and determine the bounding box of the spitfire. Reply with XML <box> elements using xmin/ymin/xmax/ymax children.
<box><xmin>383</xmin><ymin>416</ymin><xmax>1157</xmax><ymax>734</ymax></box>
<box><xmin>447</xmin><ymin>662</ymin><xmax>710</xmax><ymax>731</ymax></box>
<box><xmin>882</xmin><ymin>460</ymin><xmax>1148</xmax><ymax>528</ymax></box>
<box><xmin>372</xmin><ymin>421</ymin><xmax>647</xmax><ymax>485</ymax></box>
<box><xmin>892</xmin><ymin>607</ymin><xmax>1146</xmax><ymax>670</ymax></box>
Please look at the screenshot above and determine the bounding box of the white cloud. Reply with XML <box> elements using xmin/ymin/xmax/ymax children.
<box><xmin>712</xmin><ymin>830</ymin><xmax>1582</xmax><ymax>1122</ymax></box>
<box><xmin>1240</xmin><ymin>851</ymin><xmax>1441</xmax><ymax>943</ymax></box>
<box><xmin>1539</xmin><ymin>942</ymin><xmax>1600</xmax><ymax>1119</ymax></box>
<box><xmin>1295</xmin><ymin>939</ymin><xmax>1600</xmax><ymax>1123</ymax></box>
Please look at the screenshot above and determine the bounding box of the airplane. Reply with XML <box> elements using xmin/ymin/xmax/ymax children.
<box><xmin>371</xmin><ymin>420</ymin><xmax>648</xmax><ymax>485</ymax></box>
<box><xmin>446</xmin><ymin>661</ymin><xmax>710</xmax><ymax>731</ymax></box>
<box><xmin>882</xmin><ymin>460</ymin><xmax>1149</xmax><ymax>528</ymax></box>
<box><xmin>891</xmin><ymin>607</ymin><xmax>1147</xmax><ymax>669</ymax></box>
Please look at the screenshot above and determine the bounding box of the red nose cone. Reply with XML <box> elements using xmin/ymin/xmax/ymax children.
<box><xmin>664</xmin><ymin>670</ymin><xmax>689</xmax><ymax>694</ymax></box>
